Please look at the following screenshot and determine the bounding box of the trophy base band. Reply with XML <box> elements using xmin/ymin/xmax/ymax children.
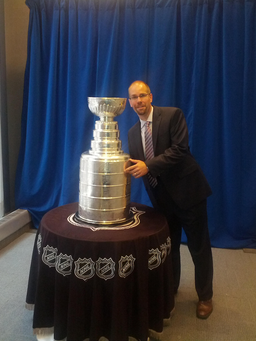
<box><xmin>74</xmin><ymin>209</ymin><xmax>135</xmax><ymax>227</ymax></box>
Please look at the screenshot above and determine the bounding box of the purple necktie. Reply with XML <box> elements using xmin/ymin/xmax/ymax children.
<box><xmin>144</xmin><ymin>121</ymin><xmax>158</xmax><ymax>187</ymax></box>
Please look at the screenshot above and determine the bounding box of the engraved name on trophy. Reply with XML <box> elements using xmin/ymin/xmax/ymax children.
<box><xmin>76</xmin><ymin>97</ymin><xmax>132</xmax><ymax>226</ymax></box>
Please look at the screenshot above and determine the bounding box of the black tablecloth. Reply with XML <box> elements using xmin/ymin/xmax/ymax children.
<box><xmin>26</xmin><ymin>202</ymin><xmax>174</xmax><ymax>341</ymax></box>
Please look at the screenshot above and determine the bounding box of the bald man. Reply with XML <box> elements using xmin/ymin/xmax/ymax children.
<box><xmin>125</xmin><ymin>81</ymin><xmax>213</xmax><ymax>319</ymax></box>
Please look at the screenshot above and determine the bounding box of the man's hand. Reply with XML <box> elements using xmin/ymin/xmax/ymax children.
<box><xmin>124</xmin><ymin>159</ymin><xmax>149</xmax><ymax>178</ymax></box>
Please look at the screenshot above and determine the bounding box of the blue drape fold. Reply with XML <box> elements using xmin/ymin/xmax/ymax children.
<box><xmin>16</xmin><ymin>0</ymin><xmax>256</xmax><ymax>248</ymax></box>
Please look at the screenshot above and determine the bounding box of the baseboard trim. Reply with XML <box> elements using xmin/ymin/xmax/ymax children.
<box><xmin>0</xmin><ymin>209</ymin><xmax>35</xmax><ymax>250</ymax></box>
<box><xmin>243</xmin><ymin>248</ymin><xmax>256</xmax><ymax>254</ymax></box>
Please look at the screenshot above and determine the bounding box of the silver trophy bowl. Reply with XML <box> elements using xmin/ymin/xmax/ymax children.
<box><xmin>77</xmin><ymin>97</ymin><xmax>132</xmax><ymax>226</ymax></box>
<box><xmin>88</xmin><ymin>97</ymin><xmax>127</xmax><ymax>119</ymax></box>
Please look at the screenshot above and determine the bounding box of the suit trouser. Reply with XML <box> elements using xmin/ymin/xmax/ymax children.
<box><xmin>150</xmin><ymin>183</ymin><xmax>213</xmax><ymax>301</ymax></box>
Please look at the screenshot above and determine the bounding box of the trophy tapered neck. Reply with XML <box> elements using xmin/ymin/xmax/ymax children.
<box><xmin>100</xmin><ymin>116</ymin><xmax>114</xmax><ymax>122</ymax></box>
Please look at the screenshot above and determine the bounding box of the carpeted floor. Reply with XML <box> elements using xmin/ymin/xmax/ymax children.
<box><xmin>0</xmin><ymin>232</ymin><xmax>256</xmax><ymax>341</ymax></box>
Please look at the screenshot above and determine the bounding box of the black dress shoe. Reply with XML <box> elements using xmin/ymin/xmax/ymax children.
<box><xmin>196</xmin><ymin>299</ymin><xmax>213</xmax><ymax>319</ymax></box>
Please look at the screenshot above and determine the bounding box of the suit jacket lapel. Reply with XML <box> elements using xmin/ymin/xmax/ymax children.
<box><xmin>133</xmin><ymin>121</ymin><xmax>145</xmax><ymax>161</ymax></box>
<box><xmin>152</xmin><ymin>106</ymin><xmax>161</xmax><ymax>151</ymax></box>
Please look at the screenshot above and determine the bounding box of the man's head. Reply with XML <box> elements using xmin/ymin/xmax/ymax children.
<box><xmin>128</xmin><ymin>81</ymin><xmax>153</xmax><ymax>121</ymax></box>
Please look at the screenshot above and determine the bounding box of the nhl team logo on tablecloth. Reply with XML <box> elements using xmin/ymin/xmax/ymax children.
<box><xmin>74</xmin><ymin>257</ymin><xmax>95</xmax><ymax>281</ymax></box>
<box><xmin>148</xmin><ymin>248</ymin><xmax>162</xmax><ymax>270</ymax></box>
<box><xmin>118</xmin><ymin>255</ymin><xmax>136</xmax><ymax>278</ymax></box>
<box><xmin>42</xmin><ymin>245</ymin><xmax>58</xmax><ymax>267</ymax></box>
<box><xmin>166</xmin><ymin>236</ymin><xmax>171</xmax><ymax>254</ymax></box>
<box><xmin>160</xmin><ymin>243</ymin><xmax>168</xmax><ymax>263</ymax></box>
<box><xmin>37</xmin><ymin>233</ymin><xmax>42</xmax><ymax>254</ymax></box>
<box><xmin>55</xmin><ymin>253</ymin><xmax>73</xmax><ymax>276</ymax></box>
<box><xmin>96</xmin><ymin>257</ymin><xmax>115</xmax><ymax>280</ymax></box>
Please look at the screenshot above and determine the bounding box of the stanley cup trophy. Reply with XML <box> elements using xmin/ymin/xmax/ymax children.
<box><xmin>76</xmin><ymin>97</ymin><xmax>132</xmax><ymax>226</ymax></box>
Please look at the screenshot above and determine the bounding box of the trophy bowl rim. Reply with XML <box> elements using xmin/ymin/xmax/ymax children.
<box><xmin>88</xmin><ymin>97</ymin><xmax>127</xmax><ymax>100</ymax></box>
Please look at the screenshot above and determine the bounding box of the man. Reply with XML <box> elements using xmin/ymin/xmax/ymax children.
<box><xmin>125</xmin><ymin>80</ymin><xmax>213</xmax><ymax>319</ymax></box>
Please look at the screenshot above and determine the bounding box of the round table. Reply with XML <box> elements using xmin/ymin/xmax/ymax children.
<box><xmin>26</xmin><ymin>202</ymin><xmax>174</xmax><ymax>341</ymax></box>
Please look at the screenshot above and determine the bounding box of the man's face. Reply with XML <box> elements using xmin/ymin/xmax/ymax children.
<box><xmin>128</xmin><ymin>82</ymin><xmax>153</xmax><ymax>120</ymax></box>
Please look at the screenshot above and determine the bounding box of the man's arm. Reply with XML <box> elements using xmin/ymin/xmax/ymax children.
<box><xmin>125</xmin><ymin>129</ymin><xmax>149</xmax><ymax>178</ymax></box>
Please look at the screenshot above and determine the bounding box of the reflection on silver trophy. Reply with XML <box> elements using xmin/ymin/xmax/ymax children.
<box><xmin>77</xmin><ymin>97</ymin><xmax>132</xmax><ymax>225</ymax></box>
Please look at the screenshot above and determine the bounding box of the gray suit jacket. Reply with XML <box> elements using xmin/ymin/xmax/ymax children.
<box><xmin>128</xmin><ymin>106</ymin><xmax>212</xmax><ymax>210</ymax></box>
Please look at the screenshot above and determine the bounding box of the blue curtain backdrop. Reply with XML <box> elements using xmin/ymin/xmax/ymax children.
<box><xmin>16</xmin><ymin>0</ymin><xmax>256</xmax><ymax>249</ymax></box>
